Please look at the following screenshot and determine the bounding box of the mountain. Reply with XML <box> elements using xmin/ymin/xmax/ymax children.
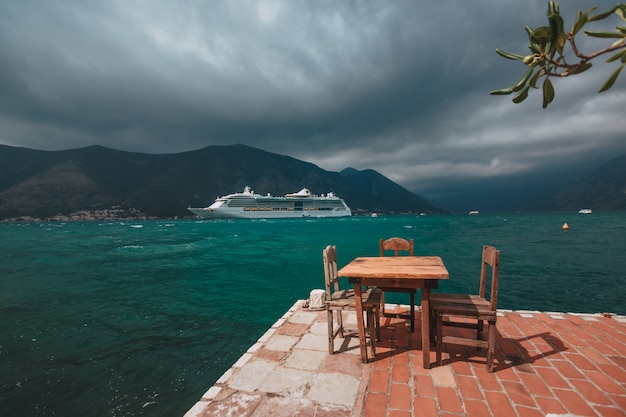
<box><xmin>541</xmin><ymin>155</ymin><xmax>626</xmax><ymax>211</ymax></box>
<box><xmin>0</xmin><ymin>144</ymin><xmax>442</xmax><ymax>220</ymax></box>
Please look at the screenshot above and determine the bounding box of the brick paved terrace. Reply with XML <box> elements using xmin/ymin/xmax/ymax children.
<box><xmin>184</xmin><ymin>302</ymin><xmax>626</xmax><ymax>417</ymax></box>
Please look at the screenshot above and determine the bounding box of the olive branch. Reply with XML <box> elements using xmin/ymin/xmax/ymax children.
<box><xmin>491</xmin><ymin>1</ymin><xmax>626</xmax><ymax>108</ymax></box>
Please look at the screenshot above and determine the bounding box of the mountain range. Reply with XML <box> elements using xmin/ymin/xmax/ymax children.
<box><xmin>0</xmin><ymin>144</ymin><xmax>624</xmax><ymax>221</ymax></box>
<box><xmin>0</xmin><ymin>144</ymin><xmax>440</xmax><ymax>220</ymax></box>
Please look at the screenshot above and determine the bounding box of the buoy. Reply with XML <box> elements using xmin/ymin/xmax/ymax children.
<box><xmin>562</xmin><ymin>222</ymin><xmax>570</xmax><ymax>230</ymax></box>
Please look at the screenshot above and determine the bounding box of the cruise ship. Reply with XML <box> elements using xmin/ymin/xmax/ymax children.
<box><xmin>188</xmin><ymin>186</ymin><xmax>352</xmax><ymax>219</ymax></box>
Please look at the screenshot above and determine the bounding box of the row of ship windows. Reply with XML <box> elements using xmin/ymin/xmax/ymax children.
<box><xmin>243</xmin><ymin>207</ymin><xmax>336</xmax><ymax>211</ymax></box>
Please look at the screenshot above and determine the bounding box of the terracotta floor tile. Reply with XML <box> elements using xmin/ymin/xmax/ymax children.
<box><xmin>474</xmin><ymin>368</ymin><xmax>502</xmax><ymax>392</ymax></box>
<box><xmin>585</xmin><ymin>370</ymin><xmax>624</xmax><ymax>394</ymax></box>
<box><xmin>456</xmin><ymin>375</ymin><xmax>483</xmax><ymax>400</ymax></box>
<box><xmin>598</xmin><ymin>362</ymin><xmax>626</xmax><ymax>383</ymax></box>
<box><xmin>588</xmin><ymin>340</ymin><xmax>621</xmax><ymax>356</ymax></box>
<box><xmin>369</xmin><ymin>370</ymin><xmax>389</xmax><ymax>394</ymax></box>
<box><xmin>413</xmin><ymin>374</ymin><xmax>435</xmax><ymax>398</ymax></box>
<box><xmin>463</xmin><ymin>398</ymin><xmax>491</xmax><ymax>417</ymax></box>
<box><xmin>389</xmin><ymin>383</ymin><xmax>411</xmax><ymax>410</ymax></box>
<box><xmin>436</xmin><ymin>386</ymin><xmax>463</xmax><ymax>413</ymax></box>
<box><xmin>569</xmin><ymin>378</ymin><xmax>615</xmax><ymax>406</ymax></box>
<box><xmin>535</xmin><ymin>366</ymin><xmax>570</xmax><ymax>389</ymax></box>
<box><xmin>517</xmin><ymin>372</ymin><xmax>552</xmax><ymax>397</ymax></box>
<box><xmin>391</xmin><ymin>364</ymin><xmax>410</xmax><ymax>384</ymax></box>
<box><xmin>364</xmin><ymin>392</ymin><xmax>387</xmax><ymax>417</ymax></box>
<box><xmin>553</xmin><ymin>388</ymin><xmax>598</xmax><ymax>416</ymax></box>
<box><xmin>254</xmin><ymin>348</ymin><xmax>287</xmax><ymax>362</ymax></box>
<box><xmin>275</xmin><ymin>322</ymin><xmax>309</xmax><ymax>336</ymax></box>
<box><xmin>595</xmin><ymin>405</ymin><xmax>626</xmax><ymax>417</ymax></box>
<box><xmin>550</xmin><ymin>359</ymin><xmax>586</xmax><ymax>379</ymax></box>
<box><xmin>321</xmin><ymin>353</ymin><xmax>362</xmax><ymax>378</ymax></box>
<box><xmin>533</xmin><ymin>396</ymin><xmax>568</xmax><ymax>415</ymax></box>
<box><xmin>450</xmin><ymin>359</ymin><xmax>473</xmax><ymax>376</ymax></box>
<box><xmin>484</xmin><ymin>391</ymin><xmax>517</xmax><ymax>417</ymax></box>
<box><xmin>608</xmin><ymin>354</ymin><xmax>626</xmax><ymax>368</ymax></box>
<box><xmin>608</xmin><ymin>394</ymin><xmax>626</xmax><ymax>411</ymax></box>
<box><xmin>515</xmin><ymin>405</ymin><xmax>545</xmax><ymax>417</ymax></box>
<box><xmin>413</xmin><ymin>396</ymin><xmax>438</xmax><ymax>417</ymax></box>
<box><xmin>388</xmin><ymin>410</ymin><xmax>411</xmax><ymax>417</ymax></box>
<box><xmin>500</xmin><ymin>380</ymin><xmax>535</xmax><ymax>407</ymax></box>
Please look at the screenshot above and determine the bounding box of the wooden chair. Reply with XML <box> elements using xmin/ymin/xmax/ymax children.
<box><xmin>430</xmin><ymin>245</ymin><xmax>500</xmax><ymax>372</ymax></box>
<box><xmin>323</xmin><ymin>245</ymin><xmax>381</xmax><ymax>356</ymax></box>
<box><xmin>379</xmin><ymin>237</ymin><xmax>417</xmax><ymax>332</ymax></box>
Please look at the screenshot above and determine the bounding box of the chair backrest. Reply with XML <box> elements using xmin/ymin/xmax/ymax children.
<box><xmin>323</xmin><ymin>245</ymin><xmax>340</xmax><ymax>299</ymax></box>
<box><xmin>479</xmin><ymin>245</ymin><xmax>500</xmax><ymax>310</ymax></box>
<box><xmin>379</xmin><ymin>237</ymin><xmax>414</xmax><ymax>256</ymax></box>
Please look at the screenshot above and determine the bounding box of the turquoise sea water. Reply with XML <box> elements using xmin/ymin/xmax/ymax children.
<box><xmin>1</xmin><ymin>213</ymin><xmax>625</xmax><ymax>416</ymax></box>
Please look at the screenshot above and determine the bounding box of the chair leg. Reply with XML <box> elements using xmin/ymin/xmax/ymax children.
<box><xmin>366</xmin><ymin>310</ymin><xmax>376</xmax><ymax>357</ymax></box>
<box><xmin>486</xmin><ymin>320</ymin><xmax>496</xmax><ymax>372</ymax></box>
<box><xmin>409</xmin><ymin>291</ymin><xmax>415</xmax><ymax>332</ymax></box>
<box><xmin>436</xmin><ymin>312</ymin><xmax>443</xmax><ymax>366</ymax></box>
<box><xmin>477</xmin><ymin>319</ymin><xmax>484</xmax><ymax>341</ymax></box>
<box><xmin>429</xmin><ymin>301</ymin><xmax>436</xmax><ymax>345</ymax></box>
<box><xmin>327</xmin><ymin>309</ymin><xmax>334</xmax><ymax>354</ymax></box>
<box><xmin>337</xmin><ymin>308</ymin><xmax>344</xmax><ymax>338</ymax></box>
<box><xmin>380</xmin><ymin>291</ymin><xmax>386</xmax><ymax>316</ymax></box>
<box><xmin>375</xmin><ymin>306</ymin><xmax>381</xmax><ymax>341</ymax></box>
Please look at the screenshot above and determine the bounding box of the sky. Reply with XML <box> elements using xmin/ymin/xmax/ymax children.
<box><xmin>1</xmin><ymin>0</ymin><xmax>624</xmax><ymax>208</ymax></box>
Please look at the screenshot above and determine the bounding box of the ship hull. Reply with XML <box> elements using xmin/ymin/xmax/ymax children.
<box><xmin>188</xmin><ymin>207</ymin><xmax>351</xmax><ymax>219</ymax></box>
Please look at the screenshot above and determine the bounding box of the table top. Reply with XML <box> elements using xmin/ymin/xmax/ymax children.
<box><xmin>338</xmin><ymin>256</ymin><xmax>449</xmax><ymax>280</ymax></box>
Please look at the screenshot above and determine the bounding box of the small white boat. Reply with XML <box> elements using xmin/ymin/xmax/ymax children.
<box><xmin>468</xmin><ymin>210</ymin><xmax>479</xmax><ymax>215</ymax></box>
<box><xmin>578</xmin><ymin>209</ymin><xmax>592</xmax><ymax>214</ymax></box>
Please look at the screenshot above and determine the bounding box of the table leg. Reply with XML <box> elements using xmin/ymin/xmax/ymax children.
<box><xmin>421</xmin><ymin>288</ymin><xmax>430</xmax><ymax>369</ymax></box>
<box><xmin>354</xmin><ymin>284</ymin><xmax>368</xmax><ymax>363</ymax></box>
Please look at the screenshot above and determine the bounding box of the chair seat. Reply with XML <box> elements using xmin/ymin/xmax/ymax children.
<box><xmin>430</xmin><ymin>294</ymin><xmax>494</xmax><ymax>319</ymax></box>
<box><xmin>327</xmin><ymin>288</ymin><xmax>382</xmax><ymax>309</ymax></box>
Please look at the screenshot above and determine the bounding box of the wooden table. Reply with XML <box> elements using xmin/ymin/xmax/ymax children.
<box><xmin>338</xmin><ymin>256</ymin><xmax>449</xmax><ymax>367</ymax></box>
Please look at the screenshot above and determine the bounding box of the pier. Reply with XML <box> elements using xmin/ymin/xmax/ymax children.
<box><xmin>184</xmin><ymin>301</ymin><xmax>626</xmax><ymax>416</ymax></box>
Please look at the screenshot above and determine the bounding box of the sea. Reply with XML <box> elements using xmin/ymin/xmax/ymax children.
<box><xmin>1</xmin><ymin>212</ymin><xmax>625</xmax><ymax>417</ymax></box>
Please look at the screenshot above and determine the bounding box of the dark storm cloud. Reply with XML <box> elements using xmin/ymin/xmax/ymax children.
<box><xmin>0</xmin><ymin>0</ymin><xmax>624</xmax><ymax>198</ymax></box>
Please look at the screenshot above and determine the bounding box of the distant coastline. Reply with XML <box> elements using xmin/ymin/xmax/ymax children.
<box><xmin>0</xmin><ymin>208</ymin><xmax>168</xmax><ymax>223</ymax></box>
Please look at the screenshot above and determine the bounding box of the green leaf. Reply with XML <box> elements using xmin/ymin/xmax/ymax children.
<box><xmin>528</xmin><ymin>71</ymin><xmax>542</xmax><ymax>88</ymax></box>
<box><xmin>529</xmin><ymin>42</ymin><xmax>541</xmax><ymax>54</ymax></box>
<box><xmin>568</xmin><ymin>62</ymin><xmax>593</xmax><ymax>74</ymax></box>
<box><xmin>542</xmin><ymin>78</ymin><xmax>555</xmax><ymax>108</ymax></box>
<box><xmin>572</xmin><ymin>11</ymin><xmax>589</xmax><ymax>35</ymax></box>
<box><xmin>617</xmin><ymin>26</ymin><xmax>626</xmax><ymax>34</ymax></box>
<box><xmin>598</xmin><ymin>64</ymin><xmax>624</xmax><ymax>92</ymax></box>
<box><xmin>531</xmin><ymin>26</ymin><xmax>552</xmax><ymax>44</ymax></box>
<box><xmin>490</xmin><ymin>87</ymin><xmax>514</xmax><ymax>95</ymax></box>
<box><xmin>606</xmin><ymin>49</ymin><xmax>626</xmax><ymax>63</ymax></box>
<box><xmin>548</xmin><ymin>9</ymin><xmax>565</xmax><ymax>56</ymax></box>
<box><xmin>513</xmin><ymin>67</ymin><xmax>534</xmax><ymax>92</ymax></box>
<box><xmin>525</xmin><ymin>26</ymin><xmax>534</xmax><ymax>39</ymax></box>
<box><xmin>584</xmin><ymin>30</ymin><xmax>625</xmax><ymax>39</ymax></box>
<box><xmin>611</xmin><ymin>38</ymin><xmax>626</xmax><ymax>48</ymax></box>
<box><xmin>495</xmin><ymin>48</ymin><xmax>525</xmax><ymax>60</ymax></box>
<box><xmin>512</xmin><ymin>85</ymin><xmax>530</xmax><ymax>103</ymax></box>
<box><xmin>588</xmin><ymin>5</ymin><xmax>617</xmax><ymax>22</ymax></box>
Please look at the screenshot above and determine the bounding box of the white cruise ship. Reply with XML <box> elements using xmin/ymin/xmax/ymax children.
<box><xmin>188</xmin><ymin>186</ymin><xmax>352</xmax><ymax>219</ymax></box>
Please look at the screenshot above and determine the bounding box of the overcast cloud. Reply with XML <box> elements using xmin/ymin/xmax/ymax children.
<box><xmin>1</xmin><ymin>0</ymin><xmax>624</xmax><ymax>205</ymax></box>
